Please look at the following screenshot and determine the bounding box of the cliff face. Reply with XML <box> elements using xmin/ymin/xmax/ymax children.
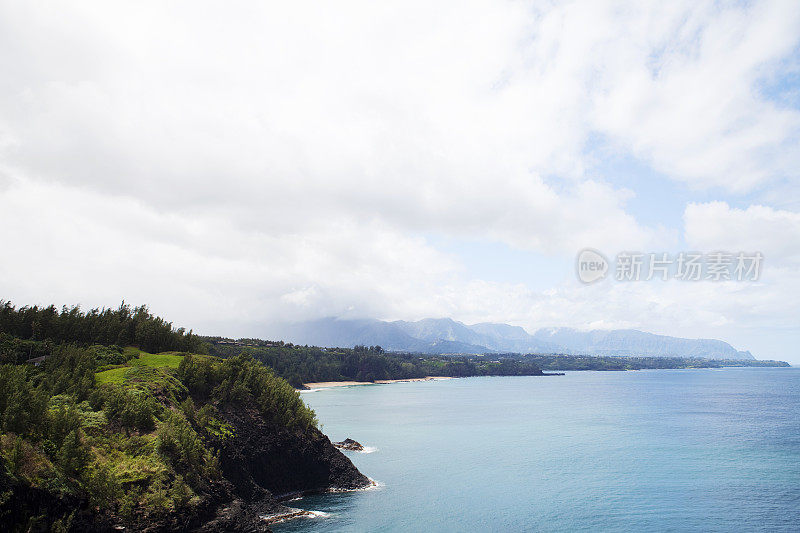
<box><xmin>180</xmin><ymin>403</ymin><xmax>371</xmax><ymax>532</ymax></box>
<box><xmin>0</xmin><ymin>404</ymin><xmax>370</xmax><ymax>533</ymax></box>
<box><xmin>219</xmin><ymin>405</ymin><xmax>370</xmax><ymax>501</ymax></box>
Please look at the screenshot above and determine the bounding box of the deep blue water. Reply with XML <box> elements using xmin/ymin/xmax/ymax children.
<box><xmin>274</xmin><ymin>368</ymin><xmax>800</xmax><ymax>532</ymax></box>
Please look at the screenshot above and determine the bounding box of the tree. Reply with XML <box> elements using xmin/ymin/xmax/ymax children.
<box><xmin>56</xmin><ymin>429</ymin><xmax>89</xmax><ymax>476</ymax></box>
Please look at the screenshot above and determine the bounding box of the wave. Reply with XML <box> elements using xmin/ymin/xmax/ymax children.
<box><xmin>364</xmin><ymin>478</ymin><xmax>384</xmax><ymax>490</ymax></box>
<box><xmin>299</xmin><ymin>388</ymin><xmax>323</xmax><ymax>393</ymax></box>
<box><xmin>262</xmin><ymin>508</ymin><xmax>333</xmax><ymax>524</ymax></box>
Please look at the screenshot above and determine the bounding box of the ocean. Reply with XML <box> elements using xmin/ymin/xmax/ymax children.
<box><xmin>273</xmin><ymin>368</ymin><xmax>800</xmax><ymax>532</ymax></box>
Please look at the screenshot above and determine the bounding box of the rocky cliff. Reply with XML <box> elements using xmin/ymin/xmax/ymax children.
<box><xmin>0</xmin><ymin>397</ymin><xmax>370</xmax><ymax>533</ymax></box>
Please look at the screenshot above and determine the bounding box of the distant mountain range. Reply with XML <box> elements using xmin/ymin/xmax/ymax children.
<box><xmin>273</xmin><ymin>317</ymin><xmax>756</xmax><ymax>360</ymax></box>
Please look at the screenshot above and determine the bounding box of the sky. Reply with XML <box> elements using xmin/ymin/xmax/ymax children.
<box><xmin>1</xmin><ymin>1</ymin><xmax>799</xmax><ymax>362</ymax></box>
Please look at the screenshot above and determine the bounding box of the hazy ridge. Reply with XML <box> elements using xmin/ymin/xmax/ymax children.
<box><xmin>275</xmin><ymin>318</ymin><xmax>756</xmax><ymax>360</ymax></box>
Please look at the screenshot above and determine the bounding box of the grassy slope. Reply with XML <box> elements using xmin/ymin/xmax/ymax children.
<box><xmin>92</xmin><ymin>349</ymin><xmax>194</xmax><ymax>486</ymax></box>
<box><xmin>95</xmin><ymin>349</ymin><xmax>208</xmax><ymax>384</ymax></box>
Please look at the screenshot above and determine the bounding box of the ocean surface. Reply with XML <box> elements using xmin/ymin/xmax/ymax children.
<box><xmin>274</xmin><ymin>368</ymin><xmax>800</xmax><ymax>532</ymax></box>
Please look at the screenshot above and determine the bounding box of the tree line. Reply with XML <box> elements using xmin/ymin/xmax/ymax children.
<box><xmin>516</xmin><ymin>353</ymin><xmax>790</xmax><ymax>371</ymax></box>
<box><xmin>205</xmin><ymin>340</ymin><xmax>545</xmax><ymax>387</ymax></box>
<box><xmin>0</xmin><ymin>300</ymin><xmax>206</xmax><ymax>356</ymax></box>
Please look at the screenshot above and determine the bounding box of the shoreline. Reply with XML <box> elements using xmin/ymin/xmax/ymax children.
<box><xmin>302</xmin><ymin>376</ymin><xmax>453</xmax><ymax>389</ymax></box>
<box><xmin>264</xmin><ymin>481</ymin><xmax>379</xmax><ymax>525</ymax></box>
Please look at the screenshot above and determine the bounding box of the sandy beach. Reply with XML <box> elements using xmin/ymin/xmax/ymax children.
<box><xmin>302</xmin><ymin>376</ymin><xmax>453</xmax><ymax>389</ymax></box>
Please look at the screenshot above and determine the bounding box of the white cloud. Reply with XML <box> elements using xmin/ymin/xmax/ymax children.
<box><xmin>0</xmin><ymin>1</ymin><xmax>799</xmax><ymax>359</ymax></box>
<box><xmin>4</xmin><ymin>0</ymin><xmax>797</xmax><ymax>254</ymax></box>
<box><xmin>1</xmin><ymin>175</ymin><xmax>799</xmax><ymax>360</ymax></box>
<box><xmin>0</xmin><ymin>177</ymin><xmax>461</xmax><ymax>326</ymax></box>
<box><xmin>685</xmin><ymin>202</ymin><xmax>800</xmax><ymax>264</ymax></box>
<box><xmin>590</xmin><ymin>1</ymin><xmax>800</xmax><ymax>192</ymax></box>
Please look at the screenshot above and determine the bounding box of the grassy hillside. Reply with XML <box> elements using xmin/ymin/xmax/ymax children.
<box><xmin>0</xmin><ymin>305</ymin><xmax>326</xmax><ymax>532</ymax></box>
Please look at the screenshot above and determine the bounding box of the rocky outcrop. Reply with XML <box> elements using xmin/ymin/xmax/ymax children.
<box><xmin>0</xmin><ymin>404</ymin><xmax>370</xmax><ymax>533</ymax></box>
<box><xmin>333</xmin><ymin>438</ymin><xmax>364</xmax><ymax>451</ymax></box>
<box><xmin>218</xmin><ymin>405</ymin><xmax>370</xmax><ymax>500</ymax></box>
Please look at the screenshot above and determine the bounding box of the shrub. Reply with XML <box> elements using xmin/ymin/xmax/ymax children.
<box><xmin>49</xmin><ymin>402</ymin><xmax>82</xmax><ymax>448</ymax></box>
<box><xmin>0</xmin><ymin>365</ymin><xmax>49</xmax><ymax>438</ymax></box>
<box><xmin>177</xmin><ymin>355</ymin><xmax>218</xmax><ymax>398</ymax></box>
<box><xmin>55</xmin><ymin>429</ymin><xmax>89</xmax><ymax>476</ymax></box>
<box><xmin>157</xmin><ymin>411</ymin><xmax>205</xmax><ymax>470</ymax></box>
<box><xmin>103</xmin><ymin>388</ymin><xmax>157</xmax><ymax>431</ymax></box>
<box><xmin>83</xmin><ymin>462</ymin><xmax>122</xmax><ymax>509</ymax></box>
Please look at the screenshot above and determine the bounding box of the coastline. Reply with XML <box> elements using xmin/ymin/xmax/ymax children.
<box><xmin>302</xmin><ymin>376</ymin><xmax>453</xmax><ymax>389</ymax></box>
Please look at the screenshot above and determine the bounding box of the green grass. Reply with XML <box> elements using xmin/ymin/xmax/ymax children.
<box><xmin>94</xmin><ymin>350</ymin><xmax>217</xmax><ymax>405</ymax></box>
<box><xmin>95</xmin><ymin>350</ymin><xmax>185</xmax><ymax>384</ymax></box>
<box><xmin>134</xmin><ymin>352</ymin><xmax>184</xmax><ymax>369</ymax></box>
<box><xmin>96</xmin><ymin>366</ymin><xmax>130</xmax><ymax>384</ymax></box>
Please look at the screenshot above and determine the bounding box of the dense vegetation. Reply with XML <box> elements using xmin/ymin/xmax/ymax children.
<box><xmin>205</xmin><ymin>339</ymin><xmax>545</xmax><ymax>387</ymax></box>
<box><xmin>206</xmin><ymin>338</ymin><xmax>789</xmax><ymax>387</ymax></box>
<box><xmin>0</xmin><ymin>301</ymin><xmax>206</xmax><ymax>359</ymax></box>
<box><xmin>0</xmin><ymin>304</ymin><xmax>317</xmax><ymax>531</ymax></box>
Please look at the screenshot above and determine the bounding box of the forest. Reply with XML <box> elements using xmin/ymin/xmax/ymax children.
<box><xmin>205</xmin><ymin>338</ymin><xmax>788</xmax><ymax>387</ymax></box>
<box><xmin>517</xmin><ymin>353</ymin><xmax>791</xmax><ymax>371</ymax></box>
<box><xmin>204</xmin><ymin>339</ymin><xmax>546</xmax><ymax>387</ymax></box>
<box><xmin>0</xmin><ymin>301</ymin><xmax>206</xmax><ymax>358</ymax></box>
<box><xmin>0</xmin><ymin>302</ymin><xmax>316</xmax><ymax>530</ymax></box>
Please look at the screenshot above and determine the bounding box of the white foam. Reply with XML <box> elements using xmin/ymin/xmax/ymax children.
<box><xmin>358</xmin><ymin>446</ymin><xmax>378</xmax><ymax>454</ymax></box>
<box><xmin>262</xmin><ymin>508</ymin><xmax>333</xmax><ymax>524</ymax></box>
<box><xmin>261</xmin><ymin>509</ymin><xmax>303</xmax><ymax>524</ymax></box>
<box><xmin>364</xmin><ymin>478</ymin><xmax>384</xmax><ymax>490</ymax></box>
<box><xmin>329</xmin><ymin>478</ymin><xmax>383</xmax><ymax>493</ymax></box>
<box><xmin>299</xmin><ymin>388</ymin><xmax>323</xmax><ymax>393</ymax></box>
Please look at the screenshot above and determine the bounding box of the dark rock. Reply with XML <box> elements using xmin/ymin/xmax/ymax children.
<box><xmin>0</xmin><ymin>402</ymin><xmax>370</xmax><ymax>532</ymax></box>
<box><xmin>333</xmin><ymin>438</ymin><xmax>365</xmax><ymax>452</ymax></box>
<box><xmin>218</xmin><ymin>406</ymin><xmax>371</xmax><ymax>500</ymax></box>
<box><xmin>194</xmin><ymin>496</ymin><xmax>276</xmax><ymax>533</ymax></box>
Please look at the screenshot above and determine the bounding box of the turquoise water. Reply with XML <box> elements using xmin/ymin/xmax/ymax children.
<box><xmin>274</xmin><ymin>368</ymin><xmax>800</xmax><ymax>532</ymax></box>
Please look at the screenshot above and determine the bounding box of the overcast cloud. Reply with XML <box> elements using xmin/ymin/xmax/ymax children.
<box><xmin>1</xmin><ymin>1</ymin><xmax>799</xmax><ymax>361</ymax></box>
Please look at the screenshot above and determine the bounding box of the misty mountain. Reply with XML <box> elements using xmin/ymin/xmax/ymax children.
<box><xmin>271</xmin><ymin>317</ymin><xmax>755</xmax><ymax>360</ymax></box>
<box><xmin>532</xmin><ymin>328</ymin><xmax>754</xmax><ymax>360</ymax></box>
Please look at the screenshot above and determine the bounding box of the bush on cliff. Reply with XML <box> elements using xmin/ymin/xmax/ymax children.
<box><xmin>178</xmin><ymin>354</ymin><xmax>317</xmax><ymax>431</ymax></box>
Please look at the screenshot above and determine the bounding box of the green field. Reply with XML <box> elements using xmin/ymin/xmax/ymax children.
<box><xmin>95</xmin><ymin>349</ymin><xmax>187</xmax><ymax>384</ymax></box>
<box><xmin>136</xmin><ymin>351</ymin><xmax>184</xmax><ymax>369</ymax></box>
<box><xmin>95</xmin><ymin>366</ymin><xmax>129</xmax><ymax>384</ymax></box>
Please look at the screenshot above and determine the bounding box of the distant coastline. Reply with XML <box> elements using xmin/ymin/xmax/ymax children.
<box><xmin>303</xmin><ymin>376</ymin><xmax>454</xmax><ymax>389</ymax></box>
<box><xmin>302</xmin><ymin>372</ymin><xmax>572</xmax><ymax>389</ymax></box>
<box><xmin>298</xmin><ymin>363</ymin><xmax>789</xmax><ymax>389</ymax></box>
<box><xmin>206</xmin><ymin>337</ymin><xmax>788</xmax><ymax>390</ymax></box>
